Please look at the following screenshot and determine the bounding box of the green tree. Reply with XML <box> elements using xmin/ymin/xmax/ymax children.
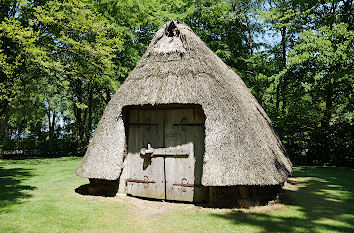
<box><xmin>33</xmin><ymin>0</ymin><xmax>123</xmax><ymax>152</ymax></box>
<box><xmin>1</xmin><ymin>0</ymin><xmax>124</xmax><ymax>154</ymax></box>
<box><xmin>0</xmin><ymin>1</ymin><xmax>51</xmax><ymax>139</ymax></box>
<box><xmin>261</xmin><ymin>0</ymin><xmax>353</xmax><ymax>165</ymax></box>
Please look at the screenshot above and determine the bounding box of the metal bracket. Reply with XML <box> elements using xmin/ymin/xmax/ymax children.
<box><xmin>140</xmin><ymin>144</ymin><xmax>190</xmax><ymax>158</ymax></box>
<box><xmin>125</xmin><ymin>178</ymin><xmax>156</xmax><ymax>184</ymax></box>
<box><xmin>126</xmin><ymin>175</ymin><xmax>156</xmax><ymax>188</ymax></box>
<box><xmin>173</xmin><ymin>178</ymin><xmax>190</xmax><ymax>192</ymax></box>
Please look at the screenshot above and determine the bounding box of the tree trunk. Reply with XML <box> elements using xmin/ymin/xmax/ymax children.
<box><xmin>342</xmin><ymin>0</ymin><xmax>352</xmax><ymax>28</ymax></box>
<box><xmin>74</xmin><ymin>79</ymin><xmax>84</xmax><ymax>144</ymax></box>
<box><xmin>246</xmin><ymin>17</ymin><xmax>261</xmax><ymax>103</ymax></box>
<box><xmin>281</xmin><ymin>26</ymin><xmax>287</xmax><ymax>113</ymax></box>
<box><xmin>86</xmin><ymin>84</ymin><xmax>93</xmax><ymax>144</ymax></box>
<box><xmin>247</xmin><ymin>20</ymin><xmax>257</xmax><ymax>80</ymax></box>
<box><xmin>105</xmin><ymin>88</ymin><xmax>111</xmax><ymax>104</ymax></box>
<box><xmin>321</xmin><ymin>81</ymin><xmax>333</xmax><ymax>132</ymax></box>
<box><xmin>276</xmin><ymin>83</ymin><xmax>280</xmax><ymax>111</ymax></box>
<box><xmin>50</xmin><ymin>111</ymin><xmax>56</xmax><ymax>140</ymax></box>
<box><xmin>0</xmin><ymin>102</ymin><xmax>12</xmax><ymax>139</ymax></box>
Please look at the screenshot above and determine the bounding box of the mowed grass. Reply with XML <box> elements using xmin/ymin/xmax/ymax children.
<box><xmin>0</xmin><ymin>158</ymin><xmax>353</xmax><ymax>233</ymax></box>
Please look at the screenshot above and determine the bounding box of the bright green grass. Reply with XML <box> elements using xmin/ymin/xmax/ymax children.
<box><xmin>0</xmin><ymin>158</ymin><xmax>353</xmax><ymax>233</ymax></box>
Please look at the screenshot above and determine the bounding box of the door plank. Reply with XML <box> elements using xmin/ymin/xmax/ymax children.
<box><xmin>127</xmin><ymin>109</ymin><xmax>166</xmax><ymax>199</ymax></box>
<box><xmin>165</xmin><ymin>109</ymin><xmax>196</xmax><ymax>202</ymax></box>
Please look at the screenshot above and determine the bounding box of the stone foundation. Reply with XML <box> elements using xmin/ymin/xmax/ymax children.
<box><xmin>209</xmin><ymin>185</ymin><xmax>283</xmax><ymax>208</ymax></box>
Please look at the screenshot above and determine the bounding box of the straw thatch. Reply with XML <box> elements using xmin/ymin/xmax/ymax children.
<box><xmin>76</xmin><ymin>20</ymin><xmax>292</xmax><ymax>186</ymax></box>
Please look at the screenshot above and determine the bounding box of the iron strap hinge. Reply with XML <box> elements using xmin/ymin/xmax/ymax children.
<box><xmin>126</xmin><ymin>179</ymin><xmax>156</xmax><ymax>184</ymax></box>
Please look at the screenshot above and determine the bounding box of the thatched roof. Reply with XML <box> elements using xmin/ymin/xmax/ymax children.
<box><xmin>76</xmin><ymin>20</ymin><xmax>292</xmax><ymax>186</ymax></box>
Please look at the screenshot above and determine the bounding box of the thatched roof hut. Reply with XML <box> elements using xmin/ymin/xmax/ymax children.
<box><xmin>76</xmin><ymin>21</ymin><xmax>291</xmax><ymax>199</ymax></box>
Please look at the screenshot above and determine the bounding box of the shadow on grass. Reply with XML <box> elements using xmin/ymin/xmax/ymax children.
<box><xmin>0</xmin><ymin>165</ymin><xmax>36</xmax><ymax>210</ymax></box>
<box><xmin>75</xmin><ymin>184</ymin><xmax>118</xmax><ymax>197</ymax></box>
<box><xmin>210</xmin><ymin>167</ymin><xmax>354</xmax><ymax>232</ymax></box>
<box><xmin>75</xmin><ymin>184</ymin><xmax>91</xmax><ymax>196</ymax></box>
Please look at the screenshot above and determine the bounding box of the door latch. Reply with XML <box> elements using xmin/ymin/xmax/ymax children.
<box><xmin>140</xmin><ymin>144</ymin><xmax>190</xmax><ymax>158</ymax></box>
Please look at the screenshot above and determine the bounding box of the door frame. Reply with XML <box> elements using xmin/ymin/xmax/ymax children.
<box><xmin>122</xmin><ymin>104</ymin><xmax>208</xmax><ymax>202</ymax></box>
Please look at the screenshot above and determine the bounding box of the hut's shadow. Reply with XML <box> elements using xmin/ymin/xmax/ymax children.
<box><xmin>210</xmin><ymin>167</ymin><xmax>354</xmax><ymax>232</ymax></box>
<box><xmin>0</xmin><ymin>165</ymin><xmax>36</xmax><ymax>210</ymax></box>
<box><xmin>75</xmin><ymin>184</ymin><xmax>118</xmax><ymax>197</ymax></box>
<box><xmin>75</xmin><ymin>184</ymin><xmax>91</xmax><ymax>195</ymax></box>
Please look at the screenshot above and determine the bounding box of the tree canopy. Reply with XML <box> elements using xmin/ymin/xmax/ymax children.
<box><xmin>0</xmin><ymin>0</ymin><xmax>353</xmax><ymax>166</ymax></box>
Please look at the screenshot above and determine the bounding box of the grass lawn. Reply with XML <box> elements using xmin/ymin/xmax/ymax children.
<box><xmin>0</xmin><ymin>157</ymin><xmax>353</xmax><ymax>233</ymax></box>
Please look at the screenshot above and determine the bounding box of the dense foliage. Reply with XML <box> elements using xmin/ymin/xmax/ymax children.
<box><xmin>0</xmin><ymin>0</ymin><xmax>353</xmax><ymax>165</ymax></box>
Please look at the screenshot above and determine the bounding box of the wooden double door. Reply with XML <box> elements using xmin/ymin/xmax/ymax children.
<box><xmin>126</xmin><ymin>106</ymin><xmax>207</xmax><ymax>202</ymax></box>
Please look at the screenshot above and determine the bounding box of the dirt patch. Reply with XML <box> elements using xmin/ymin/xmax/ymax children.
<box><xmin>74</xmin><ymin>191</ymin><xmax>195</xmax><ymax>220</ymax></box>
<box><xmin>75</xmin><ymin>193</ymin><xmax>287</xmax><ymax>219</ymax></box>
<box><xmin>120</xmin><ymin>195</ymin><xmax>195</xmax><ymax>220</ymax></box>
<box><xmin>74</xmin><ymin>181</ymin><xmax>296</xmax><ymax>220</ymax></box>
